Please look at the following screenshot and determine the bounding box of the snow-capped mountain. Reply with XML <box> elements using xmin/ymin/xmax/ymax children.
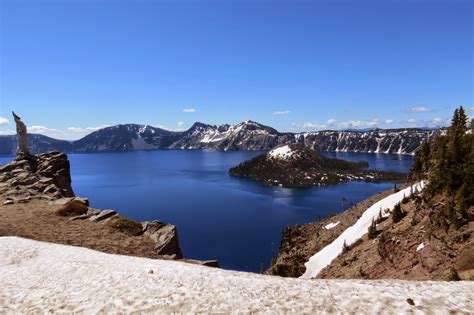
<box><xmin>0</xmin><ymin>121</ymin><xmax>437</xmax><ymax>155</ymax></box>
<box><xmin>72</xmin><ymin>124</ymin><xmax>182</xmax><ymax>152</ymax></box>
<box><xmin>169</xmin><ymin>120</ymin><xmax>289</xmax><ymax>150</ymax></box>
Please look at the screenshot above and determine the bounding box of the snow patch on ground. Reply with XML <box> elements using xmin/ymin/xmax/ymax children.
<box><xmin>416</xmin><ymin>242</ymin><xmax>425</xmax><ymax>252</ymax></box>
<box><xmin>324</xmin><ymin>221</ymin><xmax>340</xmax><ymax>230</ymax></box>
<box><xmin>301</xmin><ymin>181</ymin><xmax>425</xmax><ymax>279</ymax></box>
<box><xmin>268</xmin><ymin>145</ymin><xmax>294</xmax><ymax>159</ymax></box>
<box><xmin>1</xmin><ymin>237</ymin><xmax>473</xmax><ymax>313</ymax></box>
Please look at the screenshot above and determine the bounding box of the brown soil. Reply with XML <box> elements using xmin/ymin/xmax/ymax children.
<box><xmin>0</xmin><ymin>197</ymin><xmax>159</xmax><ymax>259</ymax></box>
<box><xmin>318</xmin><ymin>196</ymin><xmax>474</xmax><ymax>280</ymax></box>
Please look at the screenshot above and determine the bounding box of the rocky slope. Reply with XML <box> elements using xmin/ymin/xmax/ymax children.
<box><xmin>229</xmin><ymin>144</ymin><xmax>405</xmax><ymax>188</ymax></box>
<box><xmin>267</xmin><ymin>185</ymin><xmax>474</xmax><ymax>280</ymax></box>
<box><xmin>0</xmin><ymin>121</ymin><xmax>436</xmax><ymax>155</ymax></box>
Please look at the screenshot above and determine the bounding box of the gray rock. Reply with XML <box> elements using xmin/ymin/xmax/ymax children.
<box><xmin>89</xmin><ymin>210</ymin><xmax>117</xmax><ymax>222</ymax></box>
<box><xmin>3</xmin><ymin>198</ymin><xmax>14</xmax><ymax>205</ymax></box>
<box><xmin>50</xmin><ymin>197</ymin><xmax>74</xmax><ymax>205</ymax></box>
<box><xmin>38</xmin><ymin>177</ymin><xmax>54</xmax><ymax>185</ymax></box>
<box><xmin>70</xmin><ymin>214</ymin><xmax>89</xmax><ymax>221</ymax></box>
<box><xmin>86</xmin><ymin>208</ymin><xmax>100</xmax><ymax>217</ymax></box>
<box><xmin>17</xmin><ymin>196</ymin><xmax>31</xmax><ymax>203</ymax></box>
<box><xmin>142</xmin><ymin>220</ymin><xmax>183</xmax><ymax>259</ymax></box>
<box><xmin>43</xmin><ymin>184</ymin><xmax>58</xmax><ymax>194</ymax></box>
<box><xmin>181</xmin><ymin>259</ymin><xmax>220</xmax><ymax>268</ymax></box>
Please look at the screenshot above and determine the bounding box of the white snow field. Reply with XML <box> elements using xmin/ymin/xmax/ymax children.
<box><xmin>1</xmin><ymin>237</ymin><xmax>473</xmax><ymax>314</ymax></box>
<box><xmin>302</xmin><ymin>181</ymin><xmax>425</xmax><ymax>279</ymax></box>
<box><xmin>268</xmin><ymin>145</ymin><xmax>295</xmax><ymax>159</ymax></box>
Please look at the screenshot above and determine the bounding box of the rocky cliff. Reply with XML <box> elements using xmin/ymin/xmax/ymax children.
<box><xmin>0</xmin><ymin>121</ymin><xmax>437</xmax><ymax>155</ymax></box>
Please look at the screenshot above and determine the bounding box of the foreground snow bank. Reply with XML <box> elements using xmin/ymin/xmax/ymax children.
<box><xmin>302</xmin><ymin>181</ymin><xmax>425</xmax><ymax>279</ymax></box>
<box><xmin>1</xmin><ymin>237</ymin><xmax>472</xmax><ymax>313</ymax></box>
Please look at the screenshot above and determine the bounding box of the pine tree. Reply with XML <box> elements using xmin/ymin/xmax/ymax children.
<box><xmin>405</xmin><ymin>106</ymin><xmax>473</xmax><ymax>226</ymax></box>
<box><xmin>368</xmin><ymin>219</ymin><xmax>379</xmax><ymax>239</ymax></box>
<box><xmin>392</xmin><ymin>202</ymin><xmax>405</xmax><ymax>223</ymax></box>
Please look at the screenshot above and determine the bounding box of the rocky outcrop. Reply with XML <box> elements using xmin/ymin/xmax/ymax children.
<box><xmin>142</xmin><ymin>221</ymin><xmax>184</xmax><ymax>259</ymax></box>
<box><xmin>0</xmin><ymin>121</ymin><xmax>437</xmax><ymax>155</ymax></box>
<box><xmin>229</xmin><ymin>144</ymin><xmax>405</xmax><ymax>188</ymax></box>
<box><xmin>0</xmin><ymin>151</ymin><xmax>74</xmax><ymax>203</ymax></box>
<box><xmin>51</xmin><ymin>198</ymin><xmax>185</xmax><ymax>259</ymax></box>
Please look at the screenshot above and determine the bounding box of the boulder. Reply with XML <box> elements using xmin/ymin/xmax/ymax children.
<box><xmin>55</xmin><ymin>199</ymin><xmax>89</xmax><ymax>217</ymax></box>
<box><xmin>142</xmin><ymin>220</ymin><xmax>183</xmax><ymax>259</ymax></box>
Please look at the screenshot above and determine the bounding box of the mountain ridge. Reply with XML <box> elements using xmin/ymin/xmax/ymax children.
<box><xmin>0</xmin><ymin>120</ymin><xmax>439</xmax><ymax>155</ymax></box>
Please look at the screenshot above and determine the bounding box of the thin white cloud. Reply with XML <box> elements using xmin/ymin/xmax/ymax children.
<box><xmin>327</xmin><ymin>118</ymin><xmax>337</xmax><ymax>126</ymax></box>
<box><xmin>29</xmin><ymin>125</ymin><xmax>64</xmax><ymax>134</ymax></box>
<box><xmin>465</xmin><ymin>107</ymin><xmax>474</xmax><ymax>113</ymax></box>
<box><xmin>384</xmin><ymin>119</ymin><xmax>394</xmax><ymax>124</ymax></box>
<box><xmin>273</xmin><ymin>110</ymin><xmax>291</xmax><ymax>115</ymax></box>
<box><xmin>294</xmin><ymin>118</ymin><xmax>382</xmax><ymax>130</ymax></box>
<box><xmin>408</xmin><ymin>106</ymin><xmax>432</xmax><ymax>113</ymax></box>
<box><xmin>175</xmin><ymin>121</ymin><xmax>186</xmax><ymax>131</ymax></box>
<box><xmin>183</xmin><ymin>108</ymin><xmax>196</xmax><ymax>113</ymax></box>
<box><xmin>155</xmin><ymin>122</ymin><xmax>186</xmax><ymax>132</ymax></box>
<box><xmin>292</xmin><ymin>122</ymin><xmax>327</xmax><ymax>129</ymax></box>
<box><xmin>408</xmin><ymin>118</ymin><xmax>417</xmax><ymax>123</ymax></box>
<box><xmin>338</xmin><ymin>119</ymin><xmax>379</xmax><ymax>129</ymax></box>
<box><xmin>0</xmin><ymin>117</ymin><xmax>9</xmax><ymax>126</ymax></box>
<box><xmin>67</xmin><ymin>125</ymin><xmax>111</xmax><ymax>133</ymax></box>
<box><xmin>27</xmin><ymin>125</ymin><xmax>69</xmax><ymax>139</ymax></box>
<box><xmin>0</xmin><ymin>129</ymin><xmax>15</xmax><ymax>135</ymax></box>
<box><xmin>156</xmin><ymin>124</ymin><xmax>170</xmax><ymax>130</ymax></box>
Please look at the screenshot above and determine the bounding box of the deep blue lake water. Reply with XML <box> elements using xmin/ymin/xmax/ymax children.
<box><xmin>0</xmin><ymin>150</ymin><xmax>413</xmax><ymax>272</ymax></box>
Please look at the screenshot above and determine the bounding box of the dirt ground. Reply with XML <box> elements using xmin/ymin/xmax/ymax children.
<box><xmin>0</xmin><ymin>197</ymin><xmax>159</xmax><ymax>259</ymax></box>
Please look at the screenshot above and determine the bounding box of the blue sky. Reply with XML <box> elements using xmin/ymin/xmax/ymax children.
<box><xmin>1</xmin><ymin>0</ymin><xmax>472</xmax><ymax>140</ymax></box>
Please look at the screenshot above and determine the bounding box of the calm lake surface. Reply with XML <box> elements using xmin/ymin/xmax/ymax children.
<box><xmin>0</xmin><ymin>150</ymin><xmax>413</xmax><ymax>272</ymax></box>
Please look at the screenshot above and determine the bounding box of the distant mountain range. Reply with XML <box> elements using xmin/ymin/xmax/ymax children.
<box><xmin>0</xmin><ymin>120</ymin><xmax>438</xmax><ymax>155</ymax></box>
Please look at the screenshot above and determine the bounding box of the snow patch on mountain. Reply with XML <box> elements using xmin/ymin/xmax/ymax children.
<box><xmin>324</xmin><ymin>221</ymin><xmax>340</xmax><ymax>230</ymax></box>
<box><xmin>268</xmin><ymin>145</ymin><xmax>295</xmax><ymax>159</ymax></box>
<box><xmin>301</xmin><ymin>181</ymin><xmax>425</xmax><ymax>279</ymax></box>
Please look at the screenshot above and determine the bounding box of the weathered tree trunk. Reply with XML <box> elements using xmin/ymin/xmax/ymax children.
<box><xmin>12</xmin><ymin>112</ymin><xmax>31</xmax><ymax>157</ymax></box>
